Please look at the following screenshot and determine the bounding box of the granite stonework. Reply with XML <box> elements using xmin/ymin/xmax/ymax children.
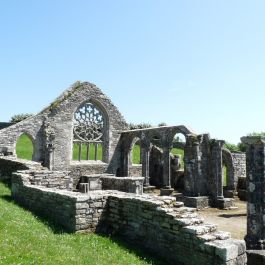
<box><xmin>0</xmin><ymin>82</ymin><xmax>252</xmax><ymax>264</ymax></box>
<box><xmin>241</xmin><ymin>136</ymin><xmax>265</xmax><ymax>251</ymax></box>
<box><xmin>0</xmin><ymin>82</ymin><xmax>127</xmax><ymax>175</ymax></box>
<box><xmin>0</xmin><ymin>82</ymin><xmax>246</xmax><ymax>208</ymax></box>
<box><xmin>11</xmin><ymin>163</ymin><xmax>246</xmax><ymax>265</ymax></box>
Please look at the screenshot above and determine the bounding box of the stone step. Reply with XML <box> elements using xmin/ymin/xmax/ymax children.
<box><xmin>198</xmin><ymin>231</ymin><xmax>231</xmax><ymax>242</ymax></box>
<box><xmin>182</xmin><ymin>223</ymin><xmax>217</xmax><ymax>236</ymax></box>
<box><xmin>174</xmin><ymin>217</ymin><xmax>204</xmax><ymax>227</ymax></box>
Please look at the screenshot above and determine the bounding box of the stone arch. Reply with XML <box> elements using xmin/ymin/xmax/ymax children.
<box><xmin>166</xmin><ymin>125</ymin><xmax>195</xmax><ymax>145</ymax></box>
<box><xmin>222</xmin><ymin>148</ymin><xmax>236</xmax><ymax>191</ymax></box>
<box><xmin>169</xmin><ymin>132</ymin><xmax>186</xmax><ymax>189</ymax></box>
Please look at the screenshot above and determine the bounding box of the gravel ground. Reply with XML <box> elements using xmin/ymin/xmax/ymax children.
<box><xmin>198</xmin><ymin>199</ymin><xmax>247</xmax><ymax>240</ymax></box>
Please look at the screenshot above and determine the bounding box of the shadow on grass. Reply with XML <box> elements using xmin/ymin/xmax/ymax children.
<box><xmin>0</xmin><ymin>182</ymin><xmax>170</xmax><ymax>264</ymax></box>
<box><xmin>97</xmin><ymin>233</ymin><xmax>170</xmax><ymax>265</ymax></box>
<box><xmin>0</xmin><ymin>187</ymin><xmax>65</xmax><ymax>234</ymax></box>
<box><xmin>0</xmin><ymin>194</ymin><xmax>13</xmax><ymax>202</ymax></box>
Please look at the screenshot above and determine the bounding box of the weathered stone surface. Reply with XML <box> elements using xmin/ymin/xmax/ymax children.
<box><xmin>242</xmin><ymin>136</ymin><xmax>265</xmax><ymax>250</ymax></box>
<box><xmin>10</xmin><ymin>164</ymin><xmax>246</xmax><ymax>265</ymax></box>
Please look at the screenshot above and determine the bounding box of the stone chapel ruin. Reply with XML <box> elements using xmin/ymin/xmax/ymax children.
<box><xmin>0</xmin><ymin>81</ymin><xmax>263</xmax><ymax>264</ymax></box>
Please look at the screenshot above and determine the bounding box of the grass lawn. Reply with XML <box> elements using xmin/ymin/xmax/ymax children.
<box><xmin>16</xmin><ymin>134</ymin><xmax>103</xmax><ymax>161</ymax></box>
<box><xmin>16</xmin><ymin>134</ymin><xmax>34</xmax><ymax>160</ymax></box>
<box><xmin>0</xmin><ymin>182</ymin><xmax>166</xmax><ymax>265</ymax></box>
<box><xmin>16</xmin><ymin>135</ymin><xmax>183</xmax><ymax>168</ymax></box>
<box><xmin>72</xmin><ymin>143</ymin><xmax>103</xmax><ymax>161</ymax></box>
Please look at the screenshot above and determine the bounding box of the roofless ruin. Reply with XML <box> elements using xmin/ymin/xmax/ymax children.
<box><xmin>0</xmin><ymin>81</ymin><xmax>264</xmax><ymax>264</ymax></box>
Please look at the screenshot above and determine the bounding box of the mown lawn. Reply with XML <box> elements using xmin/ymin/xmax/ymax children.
<box><xmin>16</xmin><ymin>134</ymin><xmax>103</xmax><ymax>161</ymax></box>
<box><xmin>72</xmin><ymin>142</ymin><xmax>103</xmax><ymax>161</ymax></box>
<box><xmin>0</xmin><ymin>182</ymin><xmax>166</xmax><ymax>265</ymax></box>
<box><xmin>16</xmin><ymin>134</ymin><xmax>34</xmax><ymax>160</ymax></box>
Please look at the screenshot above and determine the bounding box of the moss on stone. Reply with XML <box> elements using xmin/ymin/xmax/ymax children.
<box><xmin>48</xmin><ymin>81</ymin><xmax>84</xmax><ymax>111</ymax></box>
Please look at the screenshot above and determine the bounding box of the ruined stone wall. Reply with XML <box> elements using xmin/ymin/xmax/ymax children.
<box><xmin>27</xmin><ymin>170</ymin><xmax>73</xmax><ymax>190</ymax></box>
<box><xmin>69</xmin><ymin>163</ymin><xmax>108</xmax><ymax>188</ymax></box>
<box><xmin>101</xmin><ymin>176</ymin><xmax>144</xmax><ymax>194</ymax></box>
<box><xmin>0</xmin><ymin>115</ymin><xmax>44</xmax><ymax>161</ymax></box>
<box><xmin>41</xmin><ymin>82</ymin><xmax>127</xmax><ymax>172</ymax></box>
<box><xmin>106</xmin><ymin>195</ymin><xmax>246</xmax><ymax>265</ymax></box>
<box><xmin>0</xmin><ymin>157</ymin><xmax>43</xmax><ymax>182</ymax></box>
<box><xmin>11</xmin><ymin>171</ymin><xmax>247</xmax><ymax>265</ymax></box>
<box><xmin>12</xmin><ymin>173</ymin><xmax>77</xmax><ymax>232</ymax></box>
<box><xmin>0</xmin><ymin>82</ymin><xmax>127</xmax><ymax>175</ymax></box>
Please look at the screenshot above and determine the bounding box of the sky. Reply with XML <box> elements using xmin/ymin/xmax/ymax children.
<box><xmin>0</xmin><ymin>0</ymin><xmax>265</xmax><ymax>144</ymax></box>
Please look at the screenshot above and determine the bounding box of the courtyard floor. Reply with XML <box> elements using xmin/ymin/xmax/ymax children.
<box><xmin>198</xmin><ymin>199</ymin><xmax>247</xmax><ymax>240</ymax></box>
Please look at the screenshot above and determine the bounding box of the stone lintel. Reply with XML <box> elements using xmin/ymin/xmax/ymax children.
<box><xmin>241</xmin><ymin>136</ymin><xmax>265</xmax><ymax>145</ymax></box>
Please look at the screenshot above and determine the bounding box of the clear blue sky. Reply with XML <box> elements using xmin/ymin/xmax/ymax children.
<box><xmin>1</xmin><ymin>0</ymin><xmax>265</xmax><ymax>144</ymax></box>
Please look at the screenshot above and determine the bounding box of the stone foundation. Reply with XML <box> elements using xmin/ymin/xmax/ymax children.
<box><xmin>11</xmin><ymin>168</ymin><xmax>247</xmax><ymax>265</ymax></box>
<box><xmin>184</xmin><ymin>196</ymin><xmax>210</xmax><ymax>209</ymax></box>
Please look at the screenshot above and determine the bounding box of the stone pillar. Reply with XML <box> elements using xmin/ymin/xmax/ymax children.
<box><xmin>211</xmin><ymin>140</ymin><xmax>225</xmax><ymax>200</ymax></box>
<box><xmin>142</xmin><ymin>145</ymin><xmax>151</xmax><ymax>186</ymax></box>
<box><xmin>241</xmin><ymin>136</ymin><xmax>265</xmax><ymax>250</ymax></box>
<box><xmin>123</xmin><ymin>147</ymin><xmax>132</xmax><ymax>177</ymax></box>
<box><xmin>162</xmin><ymin>147</ymin><xmax>171</xmax><ymax>188</ymax></box>
<box><xmin>184</xmin><ymin>135</ymin><xmax>202</xmax><ymax>197</ymax></box>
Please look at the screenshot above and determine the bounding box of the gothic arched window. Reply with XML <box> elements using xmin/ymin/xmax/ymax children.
<box><xmin>73</xmin><ymin>102</ymin><xmax>105</xmax><ymax>161</ymax></box>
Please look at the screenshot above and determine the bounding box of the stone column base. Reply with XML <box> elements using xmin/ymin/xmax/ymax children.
<box><xmin>160</xmin><ymin>188</ymin><xmax>174</xmax><ymax>196</ymax></box>
<box><xmin>143</xmin><ymin>185</ymin><xmax>156</xmax><ymax>193</ymax></box>
<box><xmin>217</xmin><ymin>198</ymin><xmax>235</xmax><ymax>209</ymax></box>
<box><xmin>183</xmin><ymin>196</ymin><xmax>209</xmax><ymax>209</ymax></box>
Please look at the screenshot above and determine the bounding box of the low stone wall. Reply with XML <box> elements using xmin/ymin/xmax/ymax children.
<box><xmin>101</xmin><ymin>175</ymin><xmax>144</xmax><ymax>195</ymax></box>
<box><xmin>106</xmin><ymin>195</ymin><xmax>246</xmax><ymax>265</ymax></box>
<box><xmin>0</xmin><ymin>157</ymin><xmax>42</xmax><ymax>182</ymax></box>
<box><xmin>11</xmin><ymin>170</ymin><xmax>247</xmax><ymax>265</ymax></box>
<box><xmin>12</xmin><ymin>172</ymin><xmax>78</xmax><ymax>232</ymax></box>
<box><xmin>28</xmin><ymin>170</ymin><xmax>73</xmax><ymax>190</ymax></box>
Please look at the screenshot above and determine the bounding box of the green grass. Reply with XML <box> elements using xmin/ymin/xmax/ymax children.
<box><xmin>223</xmin><ymin>166</ymin><xmax>228</xmax><ymax>187</ymax></box>
<box><xmin>15</xmin><ymin>136</ymin><xmax>103</xmax><ymax>161</ymax></box>
<box><xmin>0</xmin><ymin>182</ymin><xmax>166</xmax><ymax>265</ymax></box>
<box><xmin>170</xmin><ymin>148</ymin><xmax>184</xmax><ymax>169</ymax></box>
<box><xmin>132</xmin><ymin>144</ymin><xmax>141</xmax><ymax>164</ymax></box>
<box><xmin>72</xmin><ymin>143</ymin><xmax>103</xmax><ymax>161</ymax></box>
<box><xmin>16</xmin><ymin>134</ymin><xmax>34</xmax><ymax>160</ymax></box>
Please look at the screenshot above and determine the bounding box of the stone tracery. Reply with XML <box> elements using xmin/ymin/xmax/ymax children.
<box><xmin>73</xmin><ymin>102</ymin><xmax>104</xmax><ymax>142</ymax></box>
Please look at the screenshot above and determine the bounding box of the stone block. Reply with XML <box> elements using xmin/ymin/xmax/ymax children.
<box><xmin>184</xmin><ymin>196</ymin><xmax>209</xmax><ymax>209</ymax></box>
<box><xmin>160</xmin><ymin>188</ymin><xmax>174</xmax><ymax>196</ymax></box>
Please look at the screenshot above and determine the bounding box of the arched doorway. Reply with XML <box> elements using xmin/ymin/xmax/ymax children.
<box><xmin>16</xmin><ymin>133</ymin><xmax>34</xmax><ymax>160</ymax></box>
<box><xmin>170</xmin><ymin>133</ymin><xmax>186</xmax><ymax>190</ymax></box>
